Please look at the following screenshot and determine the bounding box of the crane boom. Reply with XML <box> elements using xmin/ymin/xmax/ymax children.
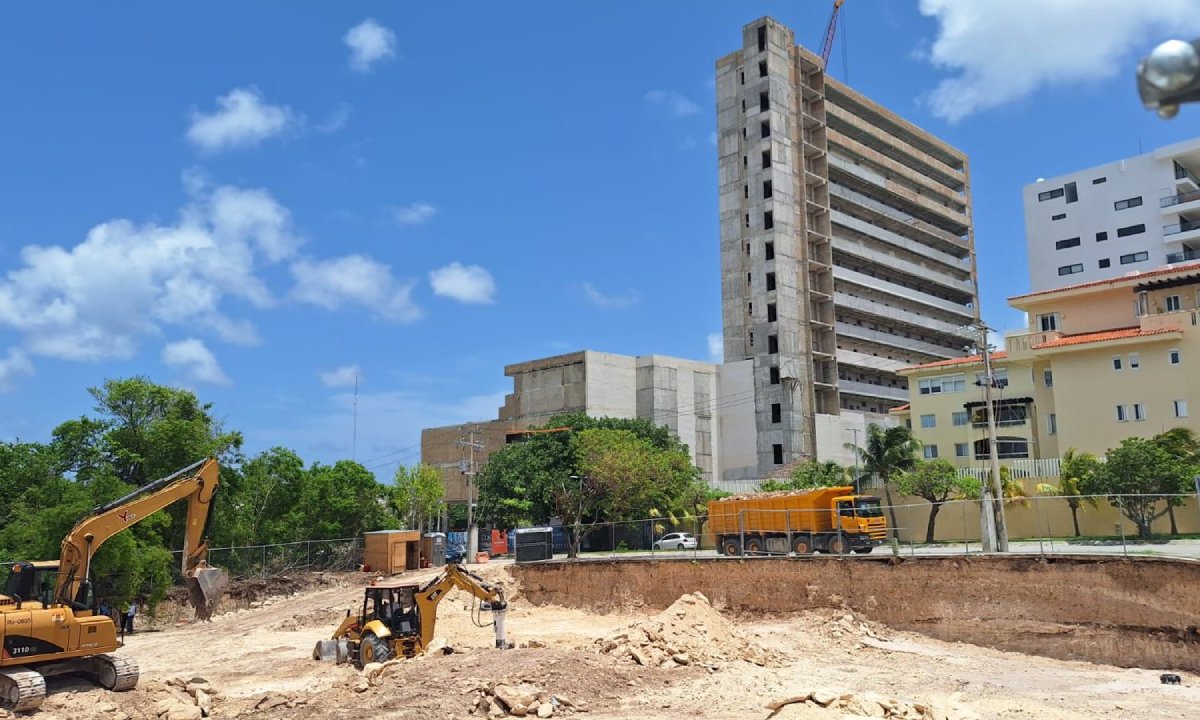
<box><xmin>820</xmin><ymin>0</ymin><xmax>845</xmax><ymax>68</ymax></box>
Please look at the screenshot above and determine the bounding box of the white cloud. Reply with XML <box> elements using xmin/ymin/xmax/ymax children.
<box><xmin>161</xmin><ymin>338</ymin><xmax>229</xmax><ymax>385</ymax></box>
<box><xmin>291</xmin><ymin>254</ymin><xmax>422</xmax><ymax>323</ymax></box>
<box><xmin>0</xmin><ymin>348</ymin><xmax>33</xmax><ymax>392</ymax></box>
<box><xmin>345</xmin><ymin>19</ymin><xmax>397</xmax><ymax>73</ymax></box>
<box><xmin>187</xmin><ymin>87</ymin><xmax>299</xmax><ymax>153</ymax></box>
<box><xmin>645</xmin><ymin>90</ymin><xmax>700</xmax><ymax>117</ymax></box>
<box><xmin>707</xmin><ymin>333</ymin><xmax>723</xmax><ymax>363</ymax></box>
<box><xmin>315</xmin><ymin>103</ymin><xmax>352</xmax><ymax>133</ymax></box>
<box><xmin>987</xmin><ymin>330</ymin><xmax>1008</xmax><ymax>352</ymax></box>
<box><xmin>429</xmin><ymin>262</ymin><xmax>496</xmax><ymax>304</ymax></box>
<box><xmin>319</xmin><ymin>364</ymin><xmax>360</xmax><ymax>388</ymax></box>
<box><xmin>0</xmin><ymin>181</ymin><xmax>301</xmax><ymax>361</ymax></box>
<box><xmin>393</xmin><ymin>202</ymin><xmax>437</xmax><ymax>226</ymax></box>
<box><xmin>582</xmin><ymin>282</ymin><xmax>640</xmax><ymax>309</ymax></box>
<box><xmin>917</xmin><ymin>0</ymin><xmax>1200</xmax><ymax>122</ymax></box>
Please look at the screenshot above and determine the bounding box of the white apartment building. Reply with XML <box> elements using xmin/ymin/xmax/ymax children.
<box><xmin>1024</xmin><ymin>138</ymin><xmax>1200</xmax><ymax>293</ymax></box>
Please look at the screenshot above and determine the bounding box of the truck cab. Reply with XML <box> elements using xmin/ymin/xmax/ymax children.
<box><xmin>834</xmin><ymin>495</ymin><xmax>888</xmax><ymax>546</ymax></box>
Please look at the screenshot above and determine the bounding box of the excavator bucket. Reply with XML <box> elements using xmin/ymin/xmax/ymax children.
<box><xmin>186</xmin><ymin>566</ymin><xmax>229</xmax><ymax>621</ymax></box>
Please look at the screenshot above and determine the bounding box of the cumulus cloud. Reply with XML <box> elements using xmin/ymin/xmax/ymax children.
<box><xmin>162</xmin><ymin>338</ymin><xmax>230</xmax><ymax>385</ymax></box>
<box><xmin>291</xmin><ymin>254</ymin><xmax>422</xmax><ymax>323</ymax></box>
<box><xmin>707</xmin><ymin>333</ymin><xmax>723</xmax><ymax>363</ymax></box>
<box><xmin>187</xmin><ymin>87</ymin><xmax>299</xmax><ymax>152</ymax></box>
<box><xmin>428</xmin><ymin>262</ymin><xmax>496</xmax><ymax>304</ymax></box>
<box><xmin>393</xmin><ymin>202</ymin><xmax>437</xmax><ymax>226</ymax></box>
<box><xmin>582</xmin><ymin>283</ymin><xmax>640</xmax><ymax>310</ymax></box>
<box><xmin>319</xmin><ymin>364</ymin><xmax>360</xmax><ymax>388</ymax></box>
<box><xmin>917</xmin><ymin>0</ymin><xmax>1200</xmax><ymax>122</ymax></box>
<box><xmin>0</xmin><ymin>348</ymin><xmax>33</xmax><ymax>392</ymax></box>
<box><xmin>645</xmin><ymin>90</ymin><xmax>700</xmax><ymax>117</ymax></box>
<box><xmin>345</xmin><ymin>19</ymin><xmax>397</xmax><ymax>73</ymax></box>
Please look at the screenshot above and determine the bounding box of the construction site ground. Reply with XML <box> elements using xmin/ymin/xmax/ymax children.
<box><xmin>23</xmin><ymin>561</ymin><xmax>1200</xmax><ymax>720</ymax></box>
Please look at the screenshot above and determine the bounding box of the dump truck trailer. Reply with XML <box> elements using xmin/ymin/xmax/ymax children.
<box><xmin>707</xmin><ymin>486</ymin><xmax>887</xmax><ymax>556</ymax></box>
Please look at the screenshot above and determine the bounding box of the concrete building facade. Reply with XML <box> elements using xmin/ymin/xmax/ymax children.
<box><xmin>716</xmin><ymin>17</ymin><xmax>978</xmax><ymax>477</ymax></box>
<box><xmin>900</xmin><ymin>261</ymin><xmax>1200</xmax><ymax>466</ymax></box>
<box><xmin>1024</xmin><ymin>138</ymin><xmax>1200</xmax><ymax>293</ymax></box>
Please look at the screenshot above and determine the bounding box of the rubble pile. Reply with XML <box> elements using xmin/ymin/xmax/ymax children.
<box><xmin>149</xmin><ymin>677</ymin><xmax>221</xmax><ymax>720</ymax></box>
<box><xmin>470</xmin><ymin>682</ymin><xmax>584</xmax><ymax>718</ymax></box>
<box><xmin>765</xmin><ymin>690</ymin><xmax>980</xmax><ymax>720</ymax></box>
<box><xmin>596</xmin><ymin>592</ymin><xmax>776</xmax><ymax>667</ymax></box>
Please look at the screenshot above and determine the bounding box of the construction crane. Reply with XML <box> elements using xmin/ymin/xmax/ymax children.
<box><xmin>820</xmin><ymin>0</ymin><xmax>846</xmax><ymax>69</ymax></box>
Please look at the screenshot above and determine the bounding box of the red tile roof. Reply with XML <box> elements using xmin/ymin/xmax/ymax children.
<box><xmin>904</xmin><ymin>351</ymin><xmax>1006</xmax><ymax>372</ymax></box>
<box><xmin>1032</xmin><ymin>326</ymin><xmax>1179</xmax><ymax>349</ymax></box>
<box><xmin>889</xmin><ymin>404</ymin><xmax>910</xmax><ymax>413</ymax></box>
<box><xmin>1009</xmin><ymin>261</ymin><xmax>1200</xmax><ymax>301</ymax></box>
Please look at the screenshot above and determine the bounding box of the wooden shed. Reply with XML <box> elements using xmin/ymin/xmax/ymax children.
<box><xmin>363</xmin><ymin>530</ymin><xmax>421</xmax><ymax>574</ymax></box>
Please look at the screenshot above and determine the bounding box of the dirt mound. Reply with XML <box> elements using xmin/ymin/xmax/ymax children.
<box><xmin>764</xmin><ymin>689</ymin><xmax>979</xmax><ymax>720</ymax></box>
<box><xmin>149</xmin><ymin>571</ymin><xmax>355</xmax><ymax>629</ymax></box>
<box><xmin>596</xmin><ymin>592</ymin><xmax>776</xmax><ymax>667</ymax></box>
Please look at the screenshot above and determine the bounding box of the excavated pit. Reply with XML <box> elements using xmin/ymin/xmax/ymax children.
<box><xmin>511</xmin><ymin>554</ymin><xmax>1200</xmax><ymax>672</ymax></box>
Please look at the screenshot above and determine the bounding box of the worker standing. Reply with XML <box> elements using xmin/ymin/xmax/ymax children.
<box><xmin>122</xmin><ymin>598</ymin><xmax>139</xmax><ymax>634</ymax></box>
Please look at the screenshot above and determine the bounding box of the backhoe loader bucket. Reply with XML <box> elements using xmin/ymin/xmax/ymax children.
<box><xmin>313</xmin><ymin>638</ymin><xmax>351</xmax><ymax>664</ymax></box>
<box><xmin>186</xmin><ymin>566</ymin><xmax>229</xmax><ymax>621</ymax></box>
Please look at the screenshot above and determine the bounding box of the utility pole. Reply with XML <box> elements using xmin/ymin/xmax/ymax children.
<box><xmin>975</xmin><ymin>322</ymin><xmax>1008</xmax><ymax>552</ymax></box>
<box><xmin>850</xmin><ymin>427</ymin><xmax>861</xmax><ymax>494</ymax></box>
<box><xmin>457</xmin><ymin>426</ymin><xmax>484</xmax><ymax>560</ymax></box>
<box><xmin>351</xmin><ymin>371</ymin><xmax>359</xmax><ymax>461</ymax></box>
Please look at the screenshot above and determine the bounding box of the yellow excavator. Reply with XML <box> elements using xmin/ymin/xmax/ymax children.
<box><xmin>0</xmin><ymin>457</ymin><xmax>227</xmax><ymax>711</ymax></box>
<box><xmin>314</xmin><ymin>564</ymin><xmax>509</xmax><ymax>667</ymax></box>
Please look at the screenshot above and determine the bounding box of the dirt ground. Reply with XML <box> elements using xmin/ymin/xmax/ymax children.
<box><xmin>24</xmin><ymin>563</ymin><xmax>1200</xmax><ymax>720</ymax></box>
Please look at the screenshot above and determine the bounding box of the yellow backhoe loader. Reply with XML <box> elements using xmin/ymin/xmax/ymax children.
<box><xmin>314</xmin><ymin>564</ymin><xmax>509</xmax><ymax>667</ymax></box>
<box><xmin>0</xmin><ymin>457</ymin><xmax>228</xmax><ymax>711</ymax></box>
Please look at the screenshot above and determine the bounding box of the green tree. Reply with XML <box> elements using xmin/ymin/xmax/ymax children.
<box><xmin>1035</xmin><ymin>448</ymin><xmax>1101</xmax><ymax>537</ymax></box>
<box><xmin>293</xmin><ymin>460</ymin><xmax>396</xmax><ymax>540</ymax></box>
<box><xmin>1080</xmin><ymin>437</ymin><xmax>1191</xmax><ymax>539</ymax></box>
<box><xmin>475</xmin><ymin>430</ymin><xmax>573</xmax><ymax>528</ymax></box>
<box><xmin>846</xmin><ymin>424</ymin><xmax>920</xmax><ymax>540</ymax></box>
<box><xmin>1152</xmin><ymin>428</ymin><xmax>1200</xmax><ymax>535</ymax></box>
<box><xmin>894</xmin><ymin>459</ymin><xmax>979</xmax><ymax>543</ymax></box>
<box><xmin>391</xmin><ymin>463</ymin><xmax>445</xmax><ymax>532</ymax></box>
<box><xmin>212</xmin><ymin>447</ymin><xmax>307</xmax><ymax>547</ymax></box>
<box><xmin>759</xmin><ymin>460</ymin><xmax>847</xmax><ymax>492</ymax></box>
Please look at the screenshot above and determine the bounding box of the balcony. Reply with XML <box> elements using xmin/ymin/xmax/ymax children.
<box><xmin>1160</xmin><ymin>188</ymin><xmax>1200</xmax><ymax>209</ymax></box>
<box><xmin>1176</xmin><ymin>162</ymin><xmax>1200</xmax><ymax>190</ymax></box>
<box><xmin>1005</xmin><ymin>329</ymin><xmax>1062</xmax><ymax>361</ymax></box>
<box><xmin>835</xmin><ymin>322</ymin><xmax>960</xmax><ymax>360</ymax></box>
<box><xmin>834</xmin><ymin>234</ymin><xmax>975</xmax><ymax>297</ymax></box>
<box><xmin>838</xmin><ymin>379</ymin><xmax>909</xmax><ymax>402</ymax></box>
<box><xmin>833</xmin><ymin>266</ymin><xmax>975</xmax><ymax>322</ymax></box>
<box><xmin>834</xmin><ymin>292</ymin><xmax>969</xmax><ymax>339</ymax></box>
<box><xmin>1164</xmin><ymin>219</ymin><xmax>1200</xmax><ymax>242</ymax></box>
<box><xmin>1139</xmin><ymin>310</ymin><xmax>1196</xmax><ymax>332</ymax></box>
<box><xmin>1166</xmin><ymin>248</ymin><xmax>1200</xmax><ymax>264</ymax></box>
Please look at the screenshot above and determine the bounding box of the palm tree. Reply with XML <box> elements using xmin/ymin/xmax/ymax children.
<box><xmin>846</xmin><ymin>424</ymin><xmax>920</xmax><ymax>540</ymax></box>
<box><xmin>1035</xmin><ymin>448</ymin><xmax>1099</xmax><ymax>537</ymax></box>
<box><xmin>1152</xmin><ymin>428</ymin><xmax>1200</xmax><ymax>535</ymax></box>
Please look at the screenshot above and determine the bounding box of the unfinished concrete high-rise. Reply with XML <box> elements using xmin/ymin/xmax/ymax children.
<box><xmin>717</xmin><ymin>17</ymin><xmax>978</xmax><ymax>474</ymax></box>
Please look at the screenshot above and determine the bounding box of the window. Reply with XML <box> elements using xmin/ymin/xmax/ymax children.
<box><xmin>1047</xmin><ymin>413</ymin><xmax>1057</xmax><ymax>435</ymax></box>
<box><xmin>1166</xmin><ymin>295</ymin><xmax>1181</xmax><ymax>312</ymax></box>
<box><xmin>1099</xmin><ymin>258</ymin><xmax>1111</xmax><ymax>269</ymax></box>
<box><xmin>745</xmin><ymin>242</ymin><xmax>750</xmax><ymax>255</ymax></box>
<box><xmin>1037</xmin><ymin>313</ymin><xmax>1059</xmax><ymax>332</ymax></box>
<box><xmin>1051</xmin><ymin>213</ymin><xmax>1066</xmax><ymax>221</ymax></box>
<box><xmin>923</xmin><ymin>445</ymin><xmax>939</xmax><ymax>459</ymax></box>
<box><xmin>1117</xmin><ymin>223</ymin><xmax>1146</xmax><ymax>237</ymax></box>
<box><xmin>771</xmin><ymin>403</ymin><xmax>781</xmax><ymax>423</ymax></box>
<box><xmin>746</xmin><ymin>272</ymin><xmax>751</xmax><ymax>286</ymax></box>
<box><xmin>767</xmin><ymin>303</ymin><xmax>777</xmax><ymax>322</ymax></box>
<box><xmin>1116</xmin><ymin>405</ymin><xmax>1128</xmax><ymax>422</ymax></box>
<box><xmin>918</xmin><ymin>374</ymin><xmax>967</xmax><ymax>395</ymax></box>
<box><xmin>1114</xmin><ymin>196</ymin><xmax>1143</xmax><ymax>211</ymax></box>
<box><xmin>1134</xmin><ymin>403</ymin><xmax>1146</xmax><ymax>421</ymax></box>
<box><xmin>1120</xmin><ymin>251</ymin><xmax>1149</xmax><ymax>265</ymax></box>
<box><xmin>1096</xmin><ymin>231</ymin><xmax>1108</xmax><ymax>242</ymax></box>
<box><xmin>1169</xmin><ymin>348</ymin><xmax>1181</xmax><ymax>365</ymax></box>
<box><xmin>768</xmin><ymin>334</ymin><xmax>778</xmax><ymax>353</ymax></box>
<box><xmin>761</xmin><ymin>150</ymin><xmax>771</xmax><ymax>168</ymax></box>
<box><xmin>763</xmin><ymin>211</ymin><xmax>774</xmax><ymax>230</ymax></box>
<box><xmin>745</xmin><ymin>213</ymin><xmax>750</xmax><ymax>228</ymax></box>
<box><xmin>761</xmin><ymin>120</ymin><xmax>770</xmax><ymax>139</ymax></box>
<box><xmin>1038</xmin><ymin>187</ymin><xmax>1065</xmax><ymax>201</ymax></box>
<box><xmin>749</xmin><ymin>331</ymin><xmax>754</xmax><ymax>346</ymax></box>
<box><xmin>772</xmin><ymin>443</ymin><xmax>783</xmax><ymax>465</ymax></box>
<box><xmin>740</xmin><ymin>71</ymin><xmax>745</xmax><ymax>85</ymax></box>
<box><xmin>1112</xmin><ymin>356</ymin><xmax>1122</xmax><ymax>370</ymax></box>
<box><xmin>952</xmin><ymin>411</ymin><xmax>969</xmax><ymax>426</ymax></box>
<box><xmin>920</xmin><ymin>414</ymin><xmax>936</xmax><ymax>428</ymax></box>
<box><xmin>1043</xmin><ymin>369</ymin><xmax>1053</xmax><ymax>387</ymax></box>
<box><xmin>975</xmin><ymin>368</ymin><xmax>1008</xmax><ymax>388</ymax></box>
<box><xmin>757</xmin><ymin>26</ymin><xmax>767</xmax><ymax>51</ymax></box>
<box><xmin>759</xmin><ymin>91</ymin><xmax>769</xmax><ymax>112</ymax></box>
<box><xmin>973</xmin><ymin>437</ymin><xmax>1029</xmax><ymax>460</ymax></box>
<box><xmin>1055</xmin><ymin>237</ymin><xmax>1081</xmax><ymax>250</ymax></box>
<box><xmin>765</xmin><ymin>242</ymin><xmax>775</xmax><ymax>260</ymax></box>
<box><xmin>1064</xmin><ymin>182</ymin><xmax>1078</xmax><ymax>203</ymax></box>
<box><xmin>744</xmin><ymin>185</ymin><xmax>749</xmax><ymax>199</ymax></box>
<box><xmin>1093</xmin><ymin>176</ymin><xmax>1107</xmax><ymax>184</ymax></box>
<box><xmin>1058</xmin><ymin>263</ymin><xmax>1084</xmax><ymax>276</ymax></box>
<box><xmin>1175</xmin><ymin>399</ymin><xmax>1189</xmax><ymax>418</ymax></box>
<box><xmin>955</xmin><ymin>443</ymin><xmax>969</xmax><ymax>458</ymax></box>
<box><xmin>769</xmin><ymin>366</ymin><xmax>780</xmax><ymax>384</ymax></box>
<box><xmin>1129</xmin><ymin>353</ymin><xmax>1140</xmax><ymax>369</ymax></box>
<box><xmin>763</xmin><ymin>180</ymin><xmax>773</xmax><ymax>198</ymax></box>
<box><xmin>765</xmin><ymin>272</ymin><xmax>776</xmax><ymax>291</ymax></box>
<box><xmin>742</xmin><ymin>127</ymin><xmax>747</xmax><ymax>139</ymax></box>
<box><xmin>970</xmin><ymin>404</ymin><xmax>1026</xmax><ymax>426</ymax></box>
<box><xmin>747</xmin><ymin>302</ymin><xmax>753</xmax><ymax>316</ymax></box>
<box><xmin>758</xmin><ymin>60</ymin><xmax>768</xmax><ymax>77</ymax></box>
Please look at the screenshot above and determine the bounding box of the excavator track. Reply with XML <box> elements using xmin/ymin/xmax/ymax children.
<box><xmin>92</xmin><ymin>654</ymin><xmax>140</xmax><ymax>692</ymax></box>
<box><xmin>0</xmin><ymin>667</ymin><xmax>47</xmax><ymax>712</ymax></box>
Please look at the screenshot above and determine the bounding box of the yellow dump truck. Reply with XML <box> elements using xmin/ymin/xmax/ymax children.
<box><xmin>707</xmin><ymin>486</ymin><xmax>887</xmax><ymax>556</ymax></box>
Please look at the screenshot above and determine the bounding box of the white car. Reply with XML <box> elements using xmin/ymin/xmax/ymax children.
<box><xmin>653</xmin><ymin>532</ymin><xmax>698</xmax><ymax>550</ymax></box>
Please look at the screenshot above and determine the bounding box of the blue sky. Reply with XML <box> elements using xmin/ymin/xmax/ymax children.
<box><xmin>2</xmin><ymin>1</ymin><xmax>1199</xmax><ymax>477</ymax></box>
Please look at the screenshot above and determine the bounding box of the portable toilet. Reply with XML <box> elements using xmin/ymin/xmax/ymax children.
<box><xmin>422</xmin><ymin>532</ymin><xmax>447</xmax><ymax>566</ymax></box>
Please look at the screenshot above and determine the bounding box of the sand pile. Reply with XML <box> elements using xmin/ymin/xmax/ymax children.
<box><xmin>596</xmin><ymin>592</ymin><xmax>776</xmax><ymax>667</ymax></box>
<box><xmin>764</xmin><ymin>689</ymin><xmax>979</xmax><ymax>720</ymax></box>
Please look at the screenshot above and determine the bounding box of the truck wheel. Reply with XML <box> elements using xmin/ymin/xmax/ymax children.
<box><xmin>359</xmin><ymin>632</ymin><xmax>393</xmax><ymax>666</ymax></box>
<box><xmin>853</xmin><ymin>547</ymin><xmax>873</xmax><ymax>554</ymax></box>
<box><xmin>744</xmin><ymin>538</ymin><xmax>764</xmax><ymax>555</ymax></box>
<box><xmin>792</xmin><ymin>536</ymin><xmax>812</xmax><ymax>555</ymax></box>
<box><xmin>827</xmin><ymin>535</ymin><xmax>848</xmax><ymax>555</ymax></box>
<box><xmin>721</xmin><ymin>538</ymin><xmax>742</xmax><ymax>556</ymax></box>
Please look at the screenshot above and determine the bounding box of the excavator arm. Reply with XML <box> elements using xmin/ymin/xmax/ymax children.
<box><xmin>55</xmin><ymin>457</ymin><xmax>227</xmax><ymax>620</ymax></box>
<box><xmin>415</xmin><ymin>564</ymin><xmax>508</xmax><ymax>651</ymax></box>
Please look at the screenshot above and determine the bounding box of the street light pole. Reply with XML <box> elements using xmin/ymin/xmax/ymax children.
<box><xmin>977</xmin><ymin>325</ymin><xmax>1009</xmax><ymax>552</ymax></box>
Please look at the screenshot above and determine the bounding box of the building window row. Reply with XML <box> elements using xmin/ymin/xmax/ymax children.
<box><xmin>920</xmin><ymin>413</ymin><xmax>936</xmax><ymax>428</ymax></box>
<box><xmin>1051</xmin><ymin>213</ymin><xmax>1066</xmax><ymax>221</ymax></box>
<box><xmin>923</xmin><ymin>445</ymin><xmax>939</xmax><ymax>459</ymax></box>
<box><xmin>1113</xmin><ymin>196</ymin><xmax>1143</xmax><ymax>211</ymax></box>
<box><xmin>1058</xmin><ymin>263</ymin><xmax>1083</xmax><ymax>276</ymax></box>
<box><xmin>1116</xmin><ymin>403</ymin><xmax>1147</xmax><ymax>422</ymax></box>
<box><xmin>918</xmin><ymin>374</ymin><xmax>966</xmax><ymax>395</ymax></box>
<box><xmin>1116</xmin><ymin>223</ymin><xmax>1146</xmax><ymax>238</ymax></box>
<box><xmin>1099</xmin><ymin>258</ymin><xmax>1111</xmax><ymax>269</ymax></box>
<box><xmin>1120</xmin><ymin>251</ymin><xmax>1149</xmax><ymax>265</ymax></box>
<box><xmin>1055</xmin><ymin>237</ymin><xmax>1081</xmax><ymax>250</ymax></box>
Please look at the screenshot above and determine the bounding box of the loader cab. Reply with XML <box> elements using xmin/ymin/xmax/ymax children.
<box><xmin>363</xmin><ymin>582</ymin><xmax>420</xmax><ymax>637</ymax></box>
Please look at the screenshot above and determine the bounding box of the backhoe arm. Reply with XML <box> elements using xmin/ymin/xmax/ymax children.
<box><xmin>416</xmin><ymin>564</ymin><xmax>508</xmax><ymax>651</ymax></box>
<box><xmin>56</xmin><ymin>457</ymin><xmax>226</xmax><ymax>619</ymax></box>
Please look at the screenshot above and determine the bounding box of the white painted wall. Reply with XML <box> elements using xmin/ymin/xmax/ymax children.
<box><xmin>716</xmin><ymin>360</ymin><xmax>757</xmax><ymax>483</ymax></box>
<box><xmin>813</xmin><ymin>410</ymin><xmax>898</xmax><ymax>467</ymax></box>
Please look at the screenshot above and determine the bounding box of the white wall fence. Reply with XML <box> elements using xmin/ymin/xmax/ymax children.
<box><xmin>713</xmin><ymin>458</ymin><xmax>1064</xmax><ymax>495</ymax></box>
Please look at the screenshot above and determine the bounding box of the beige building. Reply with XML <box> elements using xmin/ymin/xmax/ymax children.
<box><xmin>717</xmin><ymin>17</ymin><xmax>977</xmax><ymax>476</ymax></box>
<box><xmin>900</xmin><ymin>261</ymin><xmax>1200</xmax><ymax>466</ymax></box>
